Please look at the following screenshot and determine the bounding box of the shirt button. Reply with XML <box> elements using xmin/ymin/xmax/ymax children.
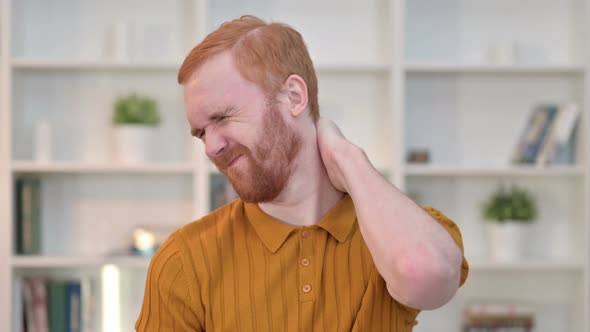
<box><xmin>301</xmin><ymin>230</ymin><xmax>310</xmax><ymax>238</ymax></box>
<box><xmin>301</xmin><ymin>258</ymin><xmax>310</xmax><ymax>267</ymax></box>
<box><xmin>303</xmin><ymin>284</ymin><xmax>312</xmax><ymax>293</ymax></box>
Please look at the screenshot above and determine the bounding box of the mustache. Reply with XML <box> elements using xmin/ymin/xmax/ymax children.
<box><xmin>211</xmin><ymin>145</ymin><xmax>250</xmax><ymax>171</ymax></box>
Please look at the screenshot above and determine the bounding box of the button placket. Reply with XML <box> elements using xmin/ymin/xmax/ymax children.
<box><xmin>299</xmin><ymin>227</ymin><xmax>315</xmax><ymax>302</ymax></box>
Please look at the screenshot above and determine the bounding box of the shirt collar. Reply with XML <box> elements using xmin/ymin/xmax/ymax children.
<box><xmin>243</xmin><ymin>194</ymin><xmax>357</xmax><ymax>254</ymax></box>
<box><xmin>316</xmin><ymin>194</ymin><xmax>357</xmax><ymax>243</ymax></box>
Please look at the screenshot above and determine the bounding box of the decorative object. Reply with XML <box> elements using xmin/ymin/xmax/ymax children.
<box><xmin>488</xmin><ymin>41</ymin><xmax>517</xmax><ymax>65</ymax></box>
<box><xmin>481</xmin><ymin>184</ymin><xmax>538</xmax><ymax>262</ymax></box>
<box><xmin>112</xmin><ymin>93</ymin><xmax>160</xmax><ymax>164</ymax></box>
<box><xmin>34</xmin><ymin>121</ymin><xmax>51</xmax><ymax>163</ymax></box>
<box><xmin>105</xmin><ymin>22</ymin><xmax>131</xmax><ymax>62</ymax></box>
<box><xmin>463</xmin><ymin>302</ymin><xmax>535</xmax><ymax>332</ymax></box>
<box><xmin>461</xmin><ymin>48</ymin><xmax>487</xmax><ymax>65</ymax></box>
<box><xmin>130</xmin><ymin>225</ymin><xmax>177</xmax><ymax>256</ymax></box>
<box><xmin>407</xmin><ymin>149</ymin><xmax>430</xmax><ymax>163</ymax></box>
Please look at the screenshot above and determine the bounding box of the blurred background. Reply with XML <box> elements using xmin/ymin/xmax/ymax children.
<box><xmin>0</xmin><ymin>0</ymin><xmax>588</xmax><ymax>331</ymax></box>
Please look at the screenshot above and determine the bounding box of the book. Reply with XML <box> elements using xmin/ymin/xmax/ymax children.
<box><xmin>80</xmin><ymin>278</ymin><xmax>95</xmax><ymax>332</ymax></box>
<box><xmin>31</xmin><ymin>279</ymin><xmax>50</xmax><ymax>332</ymax></box>
<box><xmin>42</xmin><ymin>278</ymin><xmax>94</xmax><ymax>332</ymax></box>
<box><xmin>549</xmin><ymin>102</ymin><xmax>579</xmax><ymax>165</ymax></box>
<box><xmin>47</xmin><ymin>280</ymin><xmax>68</xmax><ymax>332</ymax></box>
<box><xmin>22</xmin><ymin>279</ymin><xmax>35</xmax><ymax>332</ymax></box>
<box><xmin>66</xmin><ymin>281</ymin><xmax>82</xmax><ymax>332</ymax></box>
<box><xmin>536</xmin><ymin>102</ymin><xmax>580</xmax><ymax>166</ymax></box>
<box><xmin>463</xmin><ymin>302</ymin><xmax>535</xmax><ymax>332</ymax></box>
<box><xmin>22</xmin><ymin>278</ymin><xmax>49</xmax><ymax>332</ymax></box>
<box><xmin>512</xmin><ymin>104</ymin><xmax>559</xmax><ymax>164</ymax></box>
<box><xmin>15</xmin><ymin>178</ymin><xmax>42</xmax><ymax>254</ymax></box>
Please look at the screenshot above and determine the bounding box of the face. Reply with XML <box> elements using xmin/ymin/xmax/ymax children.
<box><xmin>184</xmin><ymin>52</ymin><xmax>302</xmax><ymax>203</ymax></box>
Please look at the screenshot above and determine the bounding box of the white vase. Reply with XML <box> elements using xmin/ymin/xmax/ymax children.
<box><xmin>105</xmin><ymin>22</ymin><xmax>130</xmax><ymax>62</ymax></box>
<box><xmin>486</xmin><ymin>222</ymin><xmax>529</xmax><ymax>262</ymax></box>
<box><xmin>34</xmin><ymin>121</ymin><xmax>51</xmax><ymax>163</ymax></box>
<box><xmin>113</xmin><ymin>125</ymin><xmax>154</xmax><ymax>164</ymax></box>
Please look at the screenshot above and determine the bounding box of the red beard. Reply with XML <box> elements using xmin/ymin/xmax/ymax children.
<box><xmin>211</xmin><ymin>101</ymin><xmax>301</xmax><ymax>203</ymax></box>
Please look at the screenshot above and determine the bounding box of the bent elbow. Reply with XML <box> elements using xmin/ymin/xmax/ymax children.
<box><xmin>388</xmin><ymin>247</ymin><xmax>461</xmax><ymax>310</ymax></box>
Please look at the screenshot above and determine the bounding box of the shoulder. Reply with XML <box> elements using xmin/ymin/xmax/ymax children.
<box><xmin>158</xmin><ymin>199</ymin><xmax>245</xmax><ymax>281</ymax></box>
<box><xmin>147</xmin><ymin>199</ymin><xmax>242</xmax><ymax>276</ymax></box>
<box><xmin>138</xmin><ymin>223</ymin><xmax>207</xmax><ymax>331</ymax></box>
<box><xmin>145</xmin><ymin>229</ymin><xmax>191</xmax><ymax>288</ymax></box>
<box><xmin>175</xmin><ymin>198</ymin><xmax>244</xmax><ymax>247</ymax></box>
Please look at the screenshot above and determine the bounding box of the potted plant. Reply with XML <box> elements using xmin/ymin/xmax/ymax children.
<box><xmin>481</xmin><ymin>184</ymin><xmax>538</xmax><ymax>262</ymax></box>
<box><xmin>112</xmin><ymin>93</ymin><xmax>161</xmax><ymax>163</ymax></box>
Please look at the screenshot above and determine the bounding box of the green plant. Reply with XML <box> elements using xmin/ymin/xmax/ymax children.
<box><xmin>112</xmin><ymin>93</ymin><xmax>161</xmax><ymax>126</ymax></box>
<box><xmin>481</xmin><ymin>185</ymin><xmax>538</xmax><ymax>223</ymax></box>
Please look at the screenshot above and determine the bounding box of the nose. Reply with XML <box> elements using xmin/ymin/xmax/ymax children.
<box><xmin>204</xmin><ymin>128</ymin><xmax>227</xmax><ymax>159</ymax></box>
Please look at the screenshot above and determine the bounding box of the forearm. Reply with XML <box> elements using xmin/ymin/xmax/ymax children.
<box><xmin>341</xmin><ymin>146</ymin><xmax>462</xmax><ymax>310</ymax></box>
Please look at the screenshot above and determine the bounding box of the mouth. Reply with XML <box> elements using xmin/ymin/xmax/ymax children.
<box><xmin>227</xmin><ymin>155</ymin><xmax>242</xmax><ymax>168</ymax></box>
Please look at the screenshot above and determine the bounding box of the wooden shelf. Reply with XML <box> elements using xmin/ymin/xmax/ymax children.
<box><xmin>11</xmin><ymin>161</ymin><xmax>195</xmax><ymax>174</ymax></box>
<box><xmin>405</xmin><ymin>164</ymin><xmax>585</xmax><ymax>177</ymax></box>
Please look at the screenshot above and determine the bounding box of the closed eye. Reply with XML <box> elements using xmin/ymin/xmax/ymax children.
<box><xmin>191</xmin><ymin>128</ymin><xmax>205</xmax><ymax>140</ymax></box>
<box><xmin>190</xmin><ymin>106</ymin><xmax>237</xmax><ymax>140</ymax></box>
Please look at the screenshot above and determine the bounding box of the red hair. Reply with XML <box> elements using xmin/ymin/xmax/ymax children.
<box><xmin>178</xmin><ymin>15</ymin><xmax>319</xmax><ymax>121</ymax></box>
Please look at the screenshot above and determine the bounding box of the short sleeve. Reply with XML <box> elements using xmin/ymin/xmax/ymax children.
<box><xmin>422</xmin><ymin>207</ymin><xmax>469</xmax><ymax>287</ymax></box>
<box><xmin>135</xmin><ymin>232</ymin><xmax>204</xmax><ymax>332</ymax></box>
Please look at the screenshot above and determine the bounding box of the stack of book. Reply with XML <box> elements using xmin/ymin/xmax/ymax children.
<box><xmin>463</xmin><ymin>302</ymin><xmax>535</xmax><ymax>332</ymax></box>
<box><xmin>22</xmin><ymin>277</ymin><xmax>95</xmax><ymax>332</ymax></box>
<box><xmin>512</xmin><ymin>102</ymin><xmax>580</xmax><ymax>166</ymax></box>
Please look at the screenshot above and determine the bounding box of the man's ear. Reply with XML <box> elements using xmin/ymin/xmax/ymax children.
<box><xmin>283</xmin><ymin>74</ymin><xmax>308</xmax><ymax>118</ymax></box>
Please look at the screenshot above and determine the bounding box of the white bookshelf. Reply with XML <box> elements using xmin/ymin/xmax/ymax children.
<box><xmin>403</xmin><ymin>1</ymin><xmax>589</xmax><ymax>332</ymax></box>
<box><xmin>0</xmin><ymin>1</ymin><xmax>12</xmax><ymax>332</ymax></box>
<box><xmin>0</xmin><ymin>0</ymin><xmax>588</xmax><ymax>332</ymax></box>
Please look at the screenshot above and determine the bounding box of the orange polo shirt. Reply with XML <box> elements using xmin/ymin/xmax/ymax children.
<box><xmin>136</xmin><ymin>194</ymin><xmax>469</xmax><ymax>331</ymax></box>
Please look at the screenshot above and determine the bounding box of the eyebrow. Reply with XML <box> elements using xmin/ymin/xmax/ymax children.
<box><xmin>190</xmin><ymin>106</ymin><xmax>237</xmax><ymax>138</ymax></box>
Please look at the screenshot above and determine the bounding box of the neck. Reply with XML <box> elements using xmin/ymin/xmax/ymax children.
<box><xmin>257</xmin><ymin>135</ymin><xmax>344</xmax><ymax>227</ymax></box>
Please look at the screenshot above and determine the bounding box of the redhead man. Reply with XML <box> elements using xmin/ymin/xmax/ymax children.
<box><xmin>136</xmin><ymin>15</ymin><xmax>468</xmax><ymax>332</ymax></box>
